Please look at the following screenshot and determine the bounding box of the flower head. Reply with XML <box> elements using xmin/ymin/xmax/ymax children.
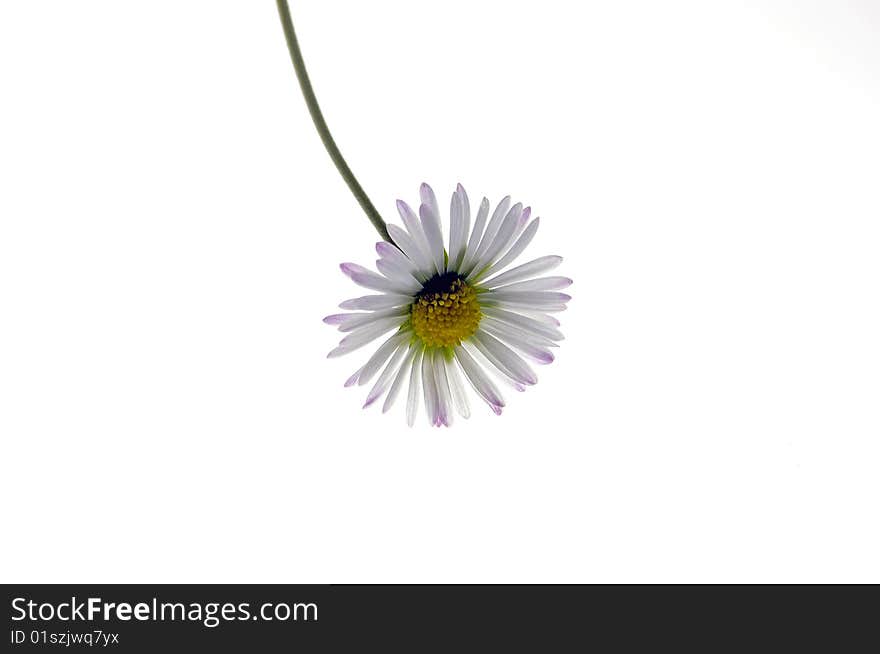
<box><xmin>325</xmin><ymin>183</ymin><xmax>571</xmax><ymax>426</ymax></box>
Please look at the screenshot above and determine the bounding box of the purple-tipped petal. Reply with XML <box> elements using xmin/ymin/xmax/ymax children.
<box><xmin>362</xmin><ymin>342</ymin><xmax>409</xmax><ymax>406</ymax></box>
<box><xmin>383</xmin><ymin>347</ymin><xmax>415</xmax><ymax>414</ymax></box>
<box><xmin>344</xmin><ymin>368</ymin><xmax>362</xmax><ymax>387</ymax></box>
<box><xmin>482</xmin><ymin>255</ymin><xmax>563</xmax><ymax>289</ymax></box>
<box><xmin>357</xmin><ymin>332</ymin><xmax>410</xmax><ymax>387</ymax></box>
<box><xmin>344</xmin><ymin>266</ymin><xmax>419</xmax><ymax>294</ymax></box>
<box><xmin>340</xmin><ymin>262</ymin><xmax>368</xmax><ymax>277</ymax></box>
<box><xmin>396</xmin><ymin>200</ymin><xmax>436</xmax><ymax>275</ymax></box>
<box><xmin>375</xmin><ymin>241</ymin><xmax>396</xmax><ymax>257</ymax></box>
<box><xmin>485</xmin><ymin>290</ymin><xmax>572</xmax><ymax>305</ymax></box>
<box><xmin>490</xmin><ymin>276</ymin><xmax>573</xmax><ymax>292</ymax></box>
<box><xmin>453</xmin><ymin>345</ymin><xmax>505</xmax><ymax>410</ymax></box>
<box><xmin>474</xmin><ymin>217</ymin><xmax>541</xmax><ymax>282</ymax></box>
<box><xmin>339</xmin><ymin>294</ymin><xmax>412</xmax><ymax>311</ymax></box>
<box><xmin>420</xmin><ymin>182</ymin><xmax>437</xmax><ymax>208</ymax></box>
<box><xmin>471</xmin><ymin>331</ymin><xmax>538</xmax><ymax>386</ymax></box>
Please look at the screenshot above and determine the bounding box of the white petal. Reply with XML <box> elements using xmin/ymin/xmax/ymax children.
<box><xmin>493</xmin><ymin>206</ymin><xmax>530</xmax><ymax>266</ymax></box>
<box><xmin>519</xmin><ymin>304</ymin><xmax>567</xmax><ymax>313</ymax></box>
<box><xmin>419</xmin><ymin>203</ymin><xmax>446</xmax><ymax>275</ymax></box>
<box><xmin>453</xmin><ymin>344</ymin><xmax>505</xmax><ymax>410</ymax></box>
<box><xmin>473</xmin><ymin>195</ymin><xmax>511</xmax><ymax>262</ymax></box>
<box><xmin>326</xmin><ymin>307</ymin><xmax>408</xmax><ymax>332</ymax></box>
<box><xmin>406</xmin><ymin>348</ymin><xmax>424</xmax><ymax>427</ymax></box>
<box><xmin>418</xmin><ymin>183</ymin><xmax>444</xmax><ymax>272</ymax></box>
<box><xmin>364</xmin><ymin>341</ymin><xmax>410</xmax><ymax>406</ymax></box>
<box><xmin>517</xmin><ymin>310</ymin><xmax>561</xmax><ymax>326</ymax></box>
<box><xmin>484</xmin><ymin>301</ymin><xmax>568</xmax><ymax>314</ymax></box>
<box><xmin>376</xmin><ymin>258</ymin><xmax>421</xmax><ymax>289</ymax></box>
<box><xmin>432</xmin><ymin>349</ymin><xmax>453</xmax><ymax>427</ymax></box>
<box><xmin>481</xmin><ymin>255</ymin><xmax>563</xmax><ymax>289</ymax></box>
<box><xmin>490</xmin><ymin>276</ymin><xmax>573</xmax><ymax>292</ymax></box>
<box><xmin>487</xmin><ymin>203</ymin><xmax>523</xmax><ymax>256</ymax></box>
<box><xmin>383</xmin><ymin>346</ymin><xmax>415</xmax><ymax>413</ymax></box>
<box><xmin>481</xmin><ymin>306</ymin><xmax>565</xmax><ymax>341</ymax></box>
<box><xmin>396</xmin><ymin>200</ymin><xmax>436</xmax><ymax>275</ymax></box>
<box><xmin>483</xmin><ymin>290</ymin><xmax>572</xmax><ymax>308</ymax></box>
<box><xmin>449</xmin><ymin>184</ymin><xmax>471</xmax><ymax>270</ymax></box>
<box><xmin>472</xmin><ymin>330</ymin><xmax>538</xmax><ymax>385</ymax></box>
<box><xmin>460</xmin><ymin>198</ymin><xmax>490</xmax><ymax>273</ymax></box>
<box><xmin>445</xmin><ymin>354</ymin><xmax>471</xmax><ymax>418</ymax></box>
<box><xmin>510</xmin><ymin>206</ymin><xmax>531</xmax><ymax>243</ymax></box>
<box><xmin>472</xmin><ymin>217</ymin><xmax>540</xmax><ymax>282</ymax></box>
<box><xmin>449</xmin><ymin>192</ymin><xmax>466</xmax><ymax>271</ymax></box>
<box><xmin>481</xmin><ymin>315</ymin><xmax>558</xmax><ymax>348</ymax></box>
<box><xmin>377</xmin><ymin>241</ymin><xmax>427</xmax><ymax>282</ymax></box>
<box><xmin>419</xmin><ymin>183</ymin><xmax>441</xmax><ymax>232</ymax></box>
<box><xmin>357</xmin><ymin>331</ymin><xmax>410</xmax><ymax>386</ymax></box>
<box><xmin>463</xmin><ymin>341</ymin><xmax>526</xmax><ymax>393</ymax></box>
<box><xmin>327</xmin><ymin>319</ymin><xmax>406</xmax><ymax>358</ymax></box>
<box><xmin>422</xmin><ymin>349</ymin><xmax>440</xmax><ymax>426</ymax></box>
<box><xmin>339</xmin><ymin>294</ymin><xmax>412</xmax><ymax>310</ymax></box>
<box><xmin>465</xmin><ymin>203</ymin><xmax>522</xmax><ymax>278</ymax></box>
<box><xmin>388</xmin><ymin>224</ymin><xmax>433</xmax><ymax>277</ymax></box>
<box><xmin>341</xmin><ymin>262</ymin><xmax>416</xmax><ymax>294</ymax></box>
<box><xmin>480</xmin><ymin>321</ymin><xmax>555</xmax><ymax>364</ymax></box>
<box><xmin>455</xmin><ymin>345</ymin><xmax>504</xmax><ymax>414</ymax></box>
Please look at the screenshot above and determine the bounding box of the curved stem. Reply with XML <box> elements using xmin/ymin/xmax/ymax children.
<box><xmin>275</xmin><ymin>0</ymin><xmax>391</xmax><ymax>242</ymax></box>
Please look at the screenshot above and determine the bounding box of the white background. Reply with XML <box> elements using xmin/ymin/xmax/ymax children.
<box><xmin>1</xmin><ymin>1</ymin><xmax>878</xmax><ymax>583</ymax></box>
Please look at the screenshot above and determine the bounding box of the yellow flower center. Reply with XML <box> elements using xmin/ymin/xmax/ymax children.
<box><xmin>411</xmin><ymin>274</ymin><xmax>481</xmax><ymax>348</ymax></box>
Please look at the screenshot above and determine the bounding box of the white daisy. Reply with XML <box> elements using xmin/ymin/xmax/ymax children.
<box><xmin>325</xmin><ymin>183</ymin><xmax>571</xmax><ymax>426</ymax></box>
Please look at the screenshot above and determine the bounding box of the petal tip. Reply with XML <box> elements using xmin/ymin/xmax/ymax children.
<box><xmin>396</xmin><ymin>199</ymin><xmax>417</xmax><ymax>221</ymax></box>
<box><xmin>339</xmin><ymin>263</ymin><xmax>358</xmax><ymax>277</ymax></box>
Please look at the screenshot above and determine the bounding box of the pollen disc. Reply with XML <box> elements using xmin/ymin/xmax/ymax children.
<box><xmin>411</xmin><ymin>273</ymin><xmax>481</xmax><ymax>348</ymax></box>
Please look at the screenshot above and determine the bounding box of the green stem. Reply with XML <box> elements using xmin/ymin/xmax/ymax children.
<box><xmin>275</xmin><ymin>0</ymin><xmax>391</xmax><ymax>242</ymax></box>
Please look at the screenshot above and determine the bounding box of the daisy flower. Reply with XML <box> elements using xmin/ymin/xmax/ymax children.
<box><xmin>275</xmin><ymin>1</ymin><xmax>571</xmax><ymax>425</ymax></box>
<box><xmin>325</xmin><ymin>183</ymin><xmax>571</xmax><ymax>426</ymax></box>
